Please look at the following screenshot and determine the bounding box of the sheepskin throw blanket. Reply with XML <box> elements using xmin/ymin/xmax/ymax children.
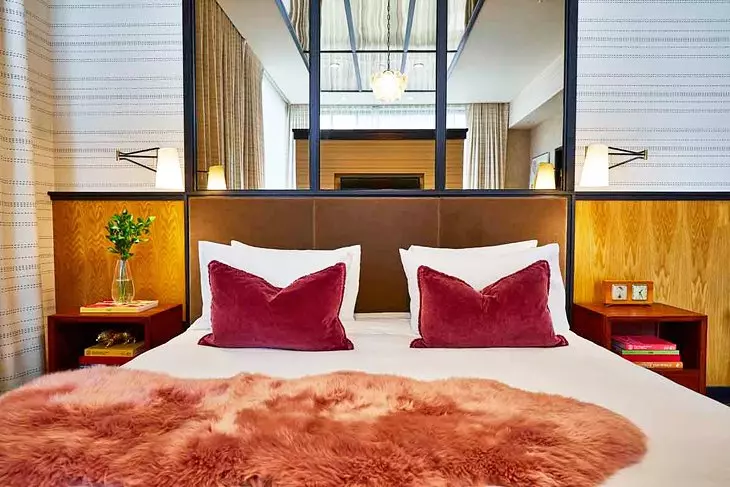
<box><xmin>0</xmin><ymin>368</ymin><xmax>646</xmax><ymax>487</ymax></box>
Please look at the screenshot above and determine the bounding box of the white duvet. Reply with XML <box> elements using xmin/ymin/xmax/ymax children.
<box><xmin>127</xmin><ymin>314</ymin><xmax>730</xmax><ymax>487</ymax></box>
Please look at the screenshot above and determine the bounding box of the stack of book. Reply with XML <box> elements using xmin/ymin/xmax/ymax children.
<box><xmin>611</xmin><ymin>335</ymin><xmax>683</xmax><ymax>370</ymax></box>
<box><xmin>79</xmin><ymin>342</ymin><xmax>146</xmax><ymax>368</ymax></box>
<box><xmin>80</xmin><ymin>300</ymin><xmax>158</xmax><ymax>313</ymax></box>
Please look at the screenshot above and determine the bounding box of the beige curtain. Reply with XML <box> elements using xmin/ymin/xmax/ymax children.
<box><xmin>290</xmin><ymin>0</ymin><xmax>309</xmax><ymax>51</ymax></box>
<box><xmin>465</xmin><ymin>0</ymin><xmax>478</xmax><ymax>24</ymax></box>
<box><xmin>0</xmin><ymin>0</ymin><xmax>56</xmax><ymax>391</ymax></box>
<box><xmin>465</xmin><ymin>103</ymin><xmax>509</xmax><ymax>189</ymax></box>
<box><xmin>196</xmin><ymin>0</ymin><xmax>264</xmax><ymax>189</ymax></box>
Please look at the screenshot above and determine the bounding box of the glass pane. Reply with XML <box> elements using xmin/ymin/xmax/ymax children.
<box><xmin>194</xmin><ymin>0</ymin><xmax>309</xmax><ymax>190</ymax></box>
<box><xmin>447</xmin><ymin>0</ymin><xmax>565</xmax><ymax>190</ymax></box>
<box><xmin>320</xmin><ymin>0</ymin><xmax>435</xmax><ymax>191</ymax></box>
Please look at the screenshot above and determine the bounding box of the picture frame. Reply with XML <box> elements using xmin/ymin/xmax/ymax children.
<box><xmin>529</xmin><ymin>152</ymin><xmax>551</xmax><ymax>189</ymax></box>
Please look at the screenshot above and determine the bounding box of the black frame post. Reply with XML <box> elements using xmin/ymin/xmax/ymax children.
<box><xmin>309</xmin><ymin>0</ymin><xmax>321</xmax><ymax>191</ymax></box>
<box><xmin>434</xmin><ymin>0</ymin><xmax>447</xmax><ymax>191</ymax></box>
<box><xmin>183</xmin><ymin>0</ymin><xmax>197</xmax><ymax>193</ymax></box>
<box><xmin>563</xmin><ymin>0</ymin><xmax>578</xmax><ymax>193</ymax></box>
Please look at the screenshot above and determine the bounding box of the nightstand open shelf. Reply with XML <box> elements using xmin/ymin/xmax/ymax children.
<box><xmin>572</xmin><ymin>303</ymin><xmax>707</xmax><ymax>394</ymax></box>
<box><xmin>47</xmin><ymin>304</ymin><xmax>183</xmax><ymax>372</ymax></box>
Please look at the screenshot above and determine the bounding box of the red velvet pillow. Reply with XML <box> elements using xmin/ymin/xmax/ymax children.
<box><xmin>199</xmin><ymin>261</ymin><xmax>353</xmax><ymax>351</ymax></box>
<box><xmin>411</xmin><ymin>260</ymin><xmax>568</xmax><ymax>348</ymax></box>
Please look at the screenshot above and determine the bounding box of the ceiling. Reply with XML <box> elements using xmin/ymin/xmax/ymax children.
<box><xmin>217</xmin><ymin>0</ymin><xmax>564</xmax><ymax>106</ymax></box>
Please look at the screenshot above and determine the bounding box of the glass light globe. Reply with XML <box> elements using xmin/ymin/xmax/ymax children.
<box><xmin>371</xmin><ymin>69</ymin><xmax>408</xmax><ymax>103</ymax></box>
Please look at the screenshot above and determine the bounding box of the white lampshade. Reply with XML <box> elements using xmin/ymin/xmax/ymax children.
<box><xmin>580</xmin><ymin>143</ymin><xmax>610</xmax><ymax>187</ymax></box>
<box><xmin>371</xmin><ymin>69</ymin><xmax>407</xmax><ymax>103</ymax></box>
<box><xmin>154</xmin><ymin>148</ymin><xmax>183</xmax><ymax>190</ymax></box>
<box><xmin>533</xmin><ymin>163</ymin><xmax>556</xmax><ymax>190</ymax></box>
<box><xmin>207</xmin><ymin>165</ymin><xmax>227</xmax><ymax>190</ymax></box>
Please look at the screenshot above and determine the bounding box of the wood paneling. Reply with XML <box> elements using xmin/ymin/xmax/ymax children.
<box><xmin>296</xmin><ymin>139</ymin><xmax>464</xmax><ymax>189</ymax></box>
<box><xmin>52</xmin><ymin>201</ymin><xmax>185</xmax><ymax>314</ymax></box>
<box><xmin>188</xmin><ymin>196</ymin><xmax>569</xmax><ymax>319</ymax></box>
<box><xmin>575</xmin><ymin>200</ymin><xmax>730</xmax><ymax>386</ymax></box>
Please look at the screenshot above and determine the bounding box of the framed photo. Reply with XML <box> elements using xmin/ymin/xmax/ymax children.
<box><xmin>529</xmin><ymin>152</ymin><xmax>551</xmax><ymax>189</ymax></box>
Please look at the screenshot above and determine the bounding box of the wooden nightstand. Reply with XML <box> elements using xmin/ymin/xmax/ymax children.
<box><xmin>572</xmin><ymin>303</ymin><xmax>707</xmax><ymax>394</ymax></box>
<box><xmin>47</xmin><ymin>304</ymin><xmax>183</xmax><ymax>372</ymax></box>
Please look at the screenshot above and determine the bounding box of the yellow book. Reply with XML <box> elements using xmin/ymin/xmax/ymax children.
<box><xmin>84</xmin><ymin>342</ymin><xmax>146</xmax><ymax>357</ymax></box>
<box><xmin>80</xmin><ymin>300</ymin><xmax>158</xmax><ymax>314</ymax></box>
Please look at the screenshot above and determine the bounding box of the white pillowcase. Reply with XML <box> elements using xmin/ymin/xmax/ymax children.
<box><xmin>408</xmin><ymin>240</ymin><xmax>537</xmax><ymax>256</ymax></box>
<box><xmin>400</xmin><ymin>242</ymin><xmax>569</xmax><ymax>334</ymax></box>
<box><xmin>229</xmin><ymin>240</ymin><xmax>361</xmax><ymax>320</ymax></box>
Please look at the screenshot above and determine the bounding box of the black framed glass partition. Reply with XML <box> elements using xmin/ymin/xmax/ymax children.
<box><xmin>189</xmin><ymin>0</ymin><xmax>573</xmax><ymax>192</ymax></box>
<box><xmin>447</xmin><ymin>0</ymin><xmax>566</xmax><ymax>191</ymax></box>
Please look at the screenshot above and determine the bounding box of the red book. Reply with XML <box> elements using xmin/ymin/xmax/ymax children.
<box><xmin>621</xmin><ymin>354</ymin><xmax>681</xmax><ymax>363</ymax></box>
<box><xmin>611</xmin><ymin>335</ymin><xmax>677</xmax><ymax>351</ymax></box>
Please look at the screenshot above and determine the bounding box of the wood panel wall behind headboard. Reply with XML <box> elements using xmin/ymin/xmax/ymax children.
<box><xmin>574</xmin><ymin>200</ymin><xmax>730</xmax><ymax>386</ymax></box>
<box><xmin>188</xmin><ymin>196</ymin><xmax>568</xmax><ymax>321</ymax></box>
<box><xmin>52</xmin><ymin>200</ymin><xmax>186</xmax><ymax>314</ymax></box>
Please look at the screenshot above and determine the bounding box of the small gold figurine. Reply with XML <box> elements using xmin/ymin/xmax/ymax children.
<box><xmin>96</xmin><ymin>330</ymin><xmax>137</xmax><ymax>348</ymax></box>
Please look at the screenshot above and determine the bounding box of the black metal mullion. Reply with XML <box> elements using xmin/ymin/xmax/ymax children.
<box><xmin>434</xmin><ymin>0</ymin><xmax>447</xmax><ymax>191</ymax></box>
<box><xmin>309</xmin><ymin>0</ymin><xmax>321</xmax><ymax>190</ymax></box>
<box><xmin>448</xmin><ymin>0</ymin><xmax>485</xmax><ymax>76</ymax></box>
<box><xmin>563</xmin><ymin>0</ymin><xmax>578</xmax><ymax>192</ymax></box>
<box><xmin>343</xmin><ymin>0</ymin><xmax>363</xmax><ymax>91</ymax></box>
<box><xmin>182</xmin><ymin>0</ymin><xmax>196</xmax><ymax>192</ymax></box>
<box><xmin>400</xmin><ymin>0</ymin><xmax>417</xmax><ymax>73</ymax></box>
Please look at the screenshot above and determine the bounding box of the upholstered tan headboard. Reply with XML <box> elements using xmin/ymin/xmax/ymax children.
<box><xmin>188</xmin><ymin>196</ymin><xmax>568</xmax><ymax>320</ymax></box>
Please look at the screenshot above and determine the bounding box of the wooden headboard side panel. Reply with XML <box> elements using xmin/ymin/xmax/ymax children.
<box><xmin>188</xmin><ymin>197</ymin><xmax>316</xmax><ymax>320</ymax></box>
<box><xmin>439</xmin><ymin>197</ymin><xmax>568</xmax><ymax>274</ymax></box>
<box><xmin>188</xmin><ymin>196</ymin><xmax>569</xmax><ymax>320</ymax></box>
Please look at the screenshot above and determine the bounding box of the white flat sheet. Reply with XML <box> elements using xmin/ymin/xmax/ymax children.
<box><xmin>127</xmin><ymin>314</ymin><xmax>730</xmax><ymax>486</ymax></box>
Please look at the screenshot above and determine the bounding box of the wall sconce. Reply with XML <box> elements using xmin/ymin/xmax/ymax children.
<box><xmin>533</xmin><ymin>163</ymin><xmax>556</xmax><ymax>190</ymax></box>
<box><xmin>206</xmin><ymin>165</ymin><xmax>227</xmax><ymax>190</ymax></box>
<box><xmin>115</xmin><ymin>147</ymin><xmax>183</xmax><ymax>190</ymax></box>
<box><xmin>579</xmin><ymin>143</ymin><xmax>649</xmax><ymax>187</ymax></box>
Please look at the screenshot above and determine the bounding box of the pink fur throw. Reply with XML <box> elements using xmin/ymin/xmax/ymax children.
<box><xmin>0</xmin><ymin>367</ymin><xmax>646</xmax><ymax>487</ymax></box>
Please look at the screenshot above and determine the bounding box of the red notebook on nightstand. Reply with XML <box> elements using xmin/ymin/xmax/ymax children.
<box><xmin>612</xmin><ymin>335</ymin><xmax>677</xmax><ymax>351</ymax></box>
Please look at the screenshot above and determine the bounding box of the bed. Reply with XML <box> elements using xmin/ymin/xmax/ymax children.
<box><xmin>125</xmin><ymin>313</ymin><xmax>730</xmax><ymax>487</ymax></box>
<box><xmin>4</xmin><ymin>196</ymin><xmax>729</xmax><ymax>486</ymax></box>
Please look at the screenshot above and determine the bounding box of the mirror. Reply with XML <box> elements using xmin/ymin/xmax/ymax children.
<box><xmin>194</xmin><ymin>0</ymin><xmax>309</xmax><ymax>190</ymax></box>
<box><xmin>448</xmin><ymin>0</ymin><xmax>565</xmax><ymax>190</ymax></box>
<box><xmin>194</xmin><ymin>0</ymin><xmax>565</xmax><ymax>191</ymax></box>
<box><xmin>313</xmin><ymin>0</ymin><xmax>436</xmax><ymax>190</ymax></box>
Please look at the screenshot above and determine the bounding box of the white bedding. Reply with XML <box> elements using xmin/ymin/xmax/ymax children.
<box><xmin>127</xmin><ymin>314</ymin><xmax>730</xmax><ymax>487</ymax></box>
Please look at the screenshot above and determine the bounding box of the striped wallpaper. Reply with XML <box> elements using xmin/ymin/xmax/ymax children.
<box><xmin>575</xmin><ymin>0</ymin><xmax>730</xmax><ymax>191</ymax></box>
<box><xmin>51</xmin><ymin>0</ymin><xmax>184</xmax><ymax>191</ymax></box>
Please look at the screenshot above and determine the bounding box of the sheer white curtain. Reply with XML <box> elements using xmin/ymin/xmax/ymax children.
<box><xmin>0</xmin><ymin>0</ymin><xmax>56</xmax><ymax>392</ymax></box>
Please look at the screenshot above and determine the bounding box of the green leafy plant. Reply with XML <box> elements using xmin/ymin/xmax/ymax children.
<box><xmin>105</xmin><ymin>209</ymin><xmax>155</xmax><ymax>261</ymax></box>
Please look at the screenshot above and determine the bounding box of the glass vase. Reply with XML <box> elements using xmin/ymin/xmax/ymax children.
<box><xmin>111</xmin><ymin>259</ymin><xmax>135</xmax><ymax>304</ymax></box>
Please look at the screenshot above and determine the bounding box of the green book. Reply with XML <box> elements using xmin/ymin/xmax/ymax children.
<box><xmin>611</xmin><ymin>345</ymin><xmax>679</xmax><ymax>355</ymax></box>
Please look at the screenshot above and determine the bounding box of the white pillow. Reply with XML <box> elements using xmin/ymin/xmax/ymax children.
<box><xmin>198</xmin><ymin>241</ymin><xmax>243</xmax><ymax>322</ymax></box>
<box><xmin>400</xmin><ymin>243</ymin><xmax>569</xmax><ymax>334</ymax></box>
<box><xmin>408</xmin><ymin>240</ymin><xmax>537</xmax><ymax>256</ymax></box>
<box><xmin>400</xmin><ymin>240</ymin><xmax>539</xmax><ymax>332</ymax></box>
<box><xmin>230</xmin><ymin>240</ymin><xmax>361</xmax><ymax>320</ymax></box>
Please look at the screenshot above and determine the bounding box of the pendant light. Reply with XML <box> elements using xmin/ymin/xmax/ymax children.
<box><xmin>371</xmin><ymin>0</ymin><xmax>407</xmax><ymax>102</ymax></box>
